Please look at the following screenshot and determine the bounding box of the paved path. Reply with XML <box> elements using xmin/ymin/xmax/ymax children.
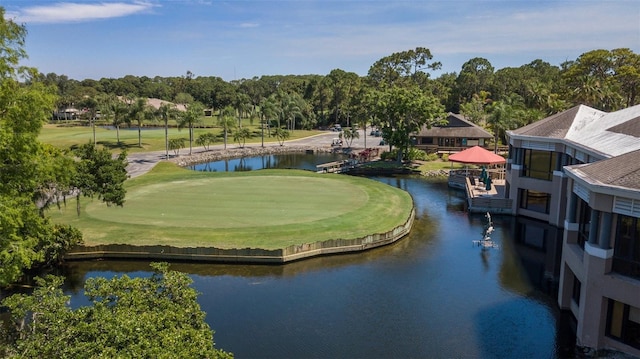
<box><xmin>126</xmin><ymin>130</ymin><xmax>385</xmax><ymax>178</ymax></box>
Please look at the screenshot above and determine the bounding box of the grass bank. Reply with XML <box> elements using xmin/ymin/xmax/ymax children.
<box><xmin>49</xmin><ymin>162</ymin><xmax>413</xmax><ymax>250</ymax></box>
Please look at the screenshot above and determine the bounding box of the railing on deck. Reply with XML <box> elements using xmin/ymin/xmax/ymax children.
<box><xmin>463</xmin><ymin>176</ymin><xmax>513</xmax><ymax>214</ymax></box>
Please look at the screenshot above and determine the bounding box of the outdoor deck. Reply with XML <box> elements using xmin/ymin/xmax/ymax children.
<box><xmin>448</xmin><ymin>169</ymin><xmax>513</xmax><ymax>214</ymax></box>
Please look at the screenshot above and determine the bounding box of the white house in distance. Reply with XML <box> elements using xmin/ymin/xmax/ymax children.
<box><xmin>145</xmin><ymin>98</ymin><xmax>187</xmax><ymax>112</ymax></box>
<box><xmin>506</xmin><ymin>104</ymin><xmax>640</xmax><ymax>356</ymax></box>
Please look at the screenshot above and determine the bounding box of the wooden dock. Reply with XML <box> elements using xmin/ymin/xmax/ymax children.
<box><xmin>316</xmin><ymin>159</ymin><xmax>358</xmax><ymax>173</ymax></box>
<box><xmin>448</xmin><ymin>170</ymin><xmax>513</xmax><ymax>214</ymax></box>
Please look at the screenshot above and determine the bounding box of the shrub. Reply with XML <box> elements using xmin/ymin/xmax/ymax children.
<box><xmin>380</xmin><ymin>150</ymin><xmax>398</xmax><ymax>161</ymax></box>
<box><xmin>406</xmin><ymin>148</ymin><xmax>427</xmax><ymax>161</ymax></box>
<box><xmin>424</xmin><ymin>152</ymin><xmax>439</xmax><ymax>161</ymax></box>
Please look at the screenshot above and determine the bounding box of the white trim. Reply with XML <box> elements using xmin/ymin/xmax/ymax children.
<box><xmin>565</xmin><ymin>147</ymin><xmax>575</xmax><ymax>157</ymax></box>
<box><xmin>565</xmin><ymin>221</ymin><xmax>579</xmax><ymax>231</ymax></box>
<box><xmin>522</xmin><ymin>140</ymin><xmax>555</xmax><ymax>151</ymax></box>
<box><xmin>585</xmin><ymin>242</ymin><xmax>613</xmax><ymax>259</ymax></box>
<box><xmin>553</xmin><ymin>170</ymin><xmax>565</xmax><ymax>178</ymax></box>
<box><xmin>511</xmin><ymin>164</ymin><xmax>522</xmax><ymax>170</ymax></box>
<box><xmin>574</xmin><ymin>182</ymin><xmax>590</xmax><ymax>202</ymax></box>
<box><xmin>613</xmin><ymin>197</ymin><xmax>640</xmax><ymax>218</ymax></box>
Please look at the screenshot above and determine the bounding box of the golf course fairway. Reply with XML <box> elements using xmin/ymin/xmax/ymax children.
<box><xmin>50</xmin><ymin>162</ymin><xmax>414</xmax><ymax>251</ymax></box>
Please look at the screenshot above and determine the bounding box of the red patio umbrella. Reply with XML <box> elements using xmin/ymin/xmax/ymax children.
<box><xmin>448</xmin><ymin>146</ymin><xmax>506</xmax><ymax>165</ymax></box>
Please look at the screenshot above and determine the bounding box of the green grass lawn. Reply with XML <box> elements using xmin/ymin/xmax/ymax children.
<box><xmin>49</xmin><ymin>163</ymin><xmax>414</xmax><ymax>249</ymax></box>
<box><xmin>416</xmin><ymin>159</ymin><xmax>465</xmax><ymax>172</ymax></box>
<box><xmin>39</xmin><ymin>122</ymin><xmax>322</xmax><ymax>153</ymax></box>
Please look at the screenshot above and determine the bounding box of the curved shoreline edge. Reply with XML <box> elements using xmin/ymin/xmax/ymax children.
<box><xmin>65</xmin><ymin>208</ymin><xmax>415</xmax><ymax>264</ymax></box>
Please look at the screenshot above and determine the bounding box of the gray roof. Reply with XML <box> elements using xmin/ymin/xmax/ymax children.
<box><xmin>415</xmin><ymin>113</ymin><xmax>493</xmax><ymax>138</ymax></box>
<box><xmin>508</xmin><ymin>104</ymin><xmax>640</xmax><ymax>157</ymax></box>
<box><xmin>566</xmin><ymin>149</ymin><xmax>640</xmax><ymax>191</ymax></box>
<box><xmin>509</xmin><ymin>105</ymin><xmax>591</xmax><ymax>138</ymax></box>
<box><xmin>607</xmin><ymin>115</ymin><xmax>640</xmax><ymax>138</ymax></box>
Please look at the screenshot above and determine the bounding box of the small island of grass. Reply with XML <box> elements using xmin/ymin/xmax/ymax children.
<box><xmin>52</xmin><ymin>162</ymin><xmax>415</xmax><ymax>263</ymax></box>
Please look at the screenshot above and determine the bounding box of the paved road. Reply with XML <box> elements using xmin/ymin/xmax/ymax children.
<box><xmin>126</xmin><ymin>129</ymin><xmax>385</xmax><ymax>178</ymax></box>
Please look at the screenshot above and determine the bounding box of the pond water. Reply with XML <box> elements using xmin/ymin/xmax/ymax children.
<box><xmin>187</xmin><ymin>152</ymin><xmax>348</xmax><ymax>172</ymax></box>
<box><xmin>61</xmin><ymin>156</ymin><xmax>575</xmax><ymax>358</ymax></box>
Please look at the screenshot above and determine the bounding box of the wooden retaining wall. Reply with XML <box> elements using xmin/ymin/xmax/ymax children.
<box><xmin>65</xmin><ymin>208</ymin><xmax>415</xmax><ymax>264</ymax></box>
<box><xmin>468</xmin><ymin>197</ymin><xmax>513</xmax><ymax>214</ymax></box>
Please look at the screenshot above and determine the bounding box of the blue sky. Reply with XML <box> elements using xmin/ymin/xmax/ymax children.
<box><xmin>3</xmin><ymin>0</ymin><xmax>639</xmax><ymax>81</ymax></box>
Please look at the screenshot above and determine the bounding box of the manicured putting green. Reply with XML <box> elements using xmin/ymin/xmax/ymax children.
<box><xmin>87</xmin><ymin>176</ymin><xmax>368</xmax><ymax>228</ymax></box>
<box><xmin>50</xmin><ymin>163</ymin><xmax>413</xmax><ymax>249</ymax></box>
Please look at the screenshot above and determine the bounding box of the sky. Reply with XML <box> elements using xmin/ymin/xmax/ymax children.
<box><xmin>3</xmin><ymin>0</ymin><xmax>640</xmax><ymax>82</ymax></box>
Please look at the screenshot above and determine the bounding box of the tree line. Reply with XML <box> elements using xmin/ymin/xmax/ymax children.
<box><xmin>43</xmin><ymin>47</ymin><xmax>640</xmax><ymax>160</ymax></box>
<box><xmin>1</xmin><ymin>2</ymin><xmax>639</xmax><ymax>354</ymax></box>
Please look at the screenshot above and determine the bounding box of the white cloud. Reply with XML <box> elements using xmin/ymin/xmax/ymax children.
<box><xmin>13</xmin><ymin>1</ymin><xmax>156</xmax><ymax>24</ymax></box>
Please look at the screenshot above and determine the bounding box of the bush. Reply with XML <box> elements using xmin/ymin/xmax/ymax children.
<box><xmin>424</xmin><ymin>152</ymin><xmax>439</xmax><ymax>161</ymax></box>
<box><xmin>380</xmin><ymin>150</ymin><xmax>398</xmax><ymax>161</ymax></box>
<box><xmin>406</xmin><ymin>148</ymin><xmax>427</xmax><ymax>161</ymax></box>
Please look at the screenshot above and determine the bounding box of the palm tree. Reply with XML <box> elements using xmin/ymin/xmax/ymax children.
<box><xmin>280</xmin><ymin>93</ymin><xmax>304</xmax><ymax>131</ymax></box>
<box><xmin>156</xmin><ymin>102</ymin><xmax>177</xmax><ymax>159</ymax></box>
<box><xmin>232</xmin><ymin>126</ymin><xmax>252</xmax><ymax>148</ymax></box>
<box><xmin>218</xmin><ymin>106</ymin><xmax>236</xmax><ymax>150</ymax></box>
<box><xmin>129</xmin><ymin>97</ymin><xmax>152</xmax><ymax>148</ymax></box>
<box><xmin>177</xmin><ymin>102</ymin><xmax>204</xmax><ymax>155</ymax></box>
<box><xmin>234</xmin><ymin>92</ymin><xmax>252</xmax><ymax>128</ymax></box>
<box><xmin>487</xmin><ymin>101</ymin><xmax>516</xmax><ymax>152</ymax></box>
<box><xmin>195</xmin><ymin>132</ymin><xmax>217</xmax><ymax>151</ymax></box>
<box><xmin>272</xmin><ymin>127</ymin><xmax>290</xmax><ymax>146</ymax></box>
<box><xmin>98</xmin><ymin>94</ymin><xmax>128</xmax><ymax>145</ymax></box>
<box><xmin>342</xmin><ymin>127</ymin><xmax>360</xmax><ymax>148</ymax></box>
<box><xmin>259</xmin><ymin>95</ymin><xmax>280</xmax><ymax>146</ymax></box>
<box><xmin>79</xmin><ymin>96</ymin><xmax>99</xmax><ymax>145</ymax></box>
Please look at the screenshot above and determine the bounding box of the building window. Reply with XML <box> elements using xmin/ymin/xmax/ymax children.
<box><xmin>612</xmin><ymin>214</ymin><xmax>640</xmax><ymax>280</ymax></box>
<box><xmin>522</xmin><ymin>149</ymin><xmax>557</xmax><ymax>181</ymax></box>
<box><xmin>606</xmin><ymin>299</ymin><xmax>640</xmax><ymax>350</ymax></box>
<box><xmin>438</xmin><ymin>138</ymin><xmax>454</xmax><ymax>147</ymax></box>
<box><xmin>577</xmin><ymin>198</ymin><xmax>591</xmax><ymax>250</ymax></box>
<box><xmin>572</xmin><ymin>275</ymin><xmax>581</xmax><ymax>306</ymax></box>
<box><xmin>421</xmin><ymin>137</ymin><xmax>433</xmax><ymax>145</ymax></box>
<box><xmin>519</xmin><ymin>190</ymin><xmax>551</xmax><ymax>214</ymax></box>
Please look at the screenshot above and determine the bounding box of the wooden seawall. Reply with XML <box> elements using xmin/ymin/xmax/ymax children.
<box><xmin>65</xmin><ymin>208</ymin><xmax>415</xmax><ymax>264</ymax></box>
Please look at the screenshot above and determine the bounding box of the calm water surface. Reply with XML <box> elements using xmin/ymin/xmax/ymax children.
<box><xmin>62</xmin><ymin>155</ymin><xmax>573</xmax><ymax>358</ymax></box>
<box><xmin>187</xmin><ymin>152</ymin><xmax>347</xmax><ymax>172</ymax></box>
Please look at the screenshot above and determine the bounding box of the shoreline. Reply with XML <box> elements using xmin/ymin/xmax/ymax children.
<box><xmin>65</xmin><ymin>208</ymin><xmax>415</xmax><ymax>264</ymax></box>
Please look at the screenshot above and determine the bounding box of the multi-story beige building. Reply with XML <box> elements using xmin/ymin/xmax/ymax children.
<box><xmin>506</xmin><ymin>104</ymin><xmax>640</xmax><ymax>356</ymax></box>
